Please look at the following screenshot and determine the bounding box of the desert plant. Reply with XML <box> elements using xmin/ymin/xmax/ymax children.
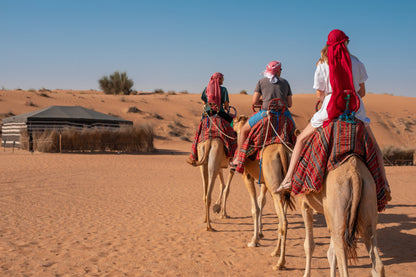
<box><xmin>382</xmin><ymin>145</ymin><xmax>415</xmax><ymax>165</ymax></box>
<box><xmin>153</xmin><ymin>89</ymin><xmax>164</xmax><ymax>94</ymax></box>
<box><xmin>99</xmin><ymin>71</ymin><xmax>134</xmax><ymax>95</ymax></box>
<box><xmin>240</xmin><ymin>90</ymin><xmax>248</xmax><ymax>95</ymax></box>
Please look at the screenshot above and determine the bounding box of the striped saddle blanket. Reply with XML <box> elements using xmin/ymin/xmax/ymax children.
<box><xmin>235</xmin><ymin>110</ymin><xmax>297</xmax><ymax>174</ymax></box>
<box><xmin>291</xmin><ymin>119</ymin><xmax>388</xmax><ymax>212</ymax></box>
<box><xmin>189</xmin><ymin>115</ymin><xmax>237</xmax><ymax>161</ymax></box>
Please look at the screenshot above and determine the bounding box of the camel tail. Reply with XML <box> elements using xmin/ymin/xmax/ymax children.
<box><xmin>193</xmin><ymin>140</ymin><xmax>211</xmax><ymax>166</ymax></box>
<box><xmin>343</xmin><ymin>156</ymin><xmax>362</xmax><ymax>263</ymax></box>
<box><xmin>283</xmin><ymin>191</ymin><xmax>296</xmax><ymax>211</ymax></box>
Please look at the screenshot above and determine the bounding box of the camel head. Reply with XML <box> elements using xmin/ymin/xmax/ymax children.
<box><xmin>232</xmin><ymin>115</ymin><xmax>248</xmax><ymax>133</ymax></box>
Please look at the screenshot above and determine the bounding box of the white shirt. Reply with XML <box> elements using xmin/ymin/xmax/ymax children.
<box><xmin>310</xmin><ymin>56</ymin><xmax>370</xmax><ymax>128</ymax></box>
<box><xmin>313</xmin><ymin>55</ymin><xmax>368</xmax><ymax>94</ymax></box>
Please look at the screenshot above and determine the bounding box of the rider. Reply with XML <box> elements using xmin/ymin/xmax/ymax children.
<box><xmin>200</xmin><ymin>72</ymin><xmax>233</xmax><ymax>123</ymax></box>
<box><xmin>231</xmin><ymin>60</ymin><xmax>293</xmax><ymax>166</ymax></box>
<box><xmin>275</xmin><ymin>29</ymin><xmax>391</xmax><ymax>200</ymax></box>
<box><xmin>187</xmin><ymin>72</ymin><xmax>235</xmax><ymax>166</ymax></box>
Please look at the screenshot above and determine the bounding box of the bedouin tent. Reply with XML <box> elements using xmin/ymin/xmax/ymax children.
<box><xmin>1</xmin><ymin>105</ymin><xmax>133</xmax><ymax>148</ymax></box>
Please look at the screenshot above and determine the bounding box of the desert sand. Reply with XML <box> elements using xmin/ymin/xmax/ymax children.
<box><xmin>1</xmin><ymin>89</ymin><xmax>416</xmax><ymax>276</ymax></box>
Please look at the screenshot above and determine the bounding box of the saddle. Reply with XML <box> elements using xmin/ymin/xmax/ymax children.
<box><xmin>291</xmin><ymin>119</ymin><xmax>388</xmax><ymax>212</ymax></box>
<box><xmin>235</xmin><ymin>98</ymin><xmax>297</xmax><ymax>173</ymax></box>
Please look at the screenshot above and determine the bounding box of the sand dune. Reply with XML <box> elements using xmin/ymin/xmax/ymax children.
<box><xmin>0</xmin><ymin>90</ymin><xmax>415</xmax><ymax>276</ymax></box>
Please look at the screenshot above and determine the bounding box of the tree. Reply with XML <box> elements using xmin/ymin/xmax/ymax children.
<box><xmin>99</xmin><ymin>71</ymin><xmax>134</xmax><ymax>95</ymax></box>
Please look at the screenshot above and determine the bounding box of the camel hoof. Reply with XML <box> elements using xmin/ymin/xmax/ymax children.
<box><xmin>206</xmin><ymin>227</ymin><xmax>217</xmax><ymax>232</ymax></box>
<box><xmin>220</xmin><ymin>214</ymin><xmax>230</xmax><ymax>219</ymax></box>
<box><xmin>212</xmin><ymin>204</ymin><xmax>221</xmax><ymax>214</ymax></box>
<box><xmin>272</xmin><ymin>264</ymin><xmax>286</xmax><ymax>271</ymax></box>
<box><xmin>247</xmin><ymin>241</ymin><xmax>260</xmax><ymax>248</ymax></box>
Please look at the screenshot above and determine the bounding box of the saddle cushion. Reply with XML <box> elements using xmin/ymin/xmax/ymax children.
<box><xmin>292</xmin><ymin>120</ymin><xmax>388</xmax><ymax>212</ymax></box>
<box><xmin>235</xmin><ymin>110</ymin><xmax>297</xmax><ymax>174</ymax></box>
<box><xmin>189</xmin><ymin>115</ymin><xmax>237</xmax><ymax>161</ymax></box>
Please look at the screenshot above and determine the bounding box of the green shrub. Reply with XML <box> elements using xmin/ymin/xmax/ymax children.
<box><xmin>99</xmin><ymin>71</ymin><xmax>134</xmax><ymax>95</ymax></box>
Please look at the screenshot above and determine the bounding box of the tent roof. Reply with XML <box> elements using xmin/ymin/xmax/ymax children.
<box><xmin>2</xmin><ymin>106</ymin><xmax>132</xmax><ymax>124</ymax></box>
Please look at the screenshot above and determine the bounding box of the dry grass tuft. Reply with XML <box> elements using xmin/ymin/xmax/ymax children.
<box><xmin>20</xmin><ymin>125</ymin><xmax>154</xmax><ymax>153</ymax></box>
<box><xmin>382</xmin><ymin>145</ymin><xmax>415</xmax><ymax>166</ymax></box>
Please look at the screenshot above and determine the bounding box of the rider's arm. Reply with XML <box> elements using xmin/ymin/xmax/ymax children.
<box><xmin>223</xmin><ymin>101</ymin><xmax>229</xmax><ymax>110</ymax></box>
<box><xmin>287</xmin><ymin>95</ymin><xmax>293</xmax><ymax>108</ymax></box>
<box><xmin>317</xmin><ymin>90</ymin><xmax>325</xmax><ymax>102</ymax></box>
<box><xmin>252</xmin><ymin>92</ymin><xmax>262</xmax><ymax>106</ymax></box>
<box><xmin>357</xmin><ymin>83</ymin><xmax>366</xmax><ymax>98</ymax></box>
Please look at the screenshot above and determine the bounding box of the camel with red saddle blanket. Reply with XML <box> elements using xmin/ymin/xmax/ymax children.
<box><xmin>187</xmin><ymin>115</ymin><xmax>237</xmax><ymax>231</ymax></box>
<box><xmin>287</xmin><ymin>119</ymin><xmax>387</xmax><ymax>277</ymax></box>
<box><xmin>192</xmin><ymin>139</ymin><xmax>235</xmax><ymax>230</ymax></box>
<box><xmin>233</xmin><ymin>115</ymin><xmax>295</xmax><ymax>270</ymax></box>
<box><xmin>296</xmin><ymin>156</ymin><xmax>385</xmax><ymax>277</ymax></box>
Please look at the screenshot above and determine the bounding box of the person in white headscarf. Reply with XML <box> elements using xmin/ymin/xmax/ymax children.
<box><xmin>231</xmin><ymin>60</ymin><xmax>293</xmax><ymax>166</ymax></box>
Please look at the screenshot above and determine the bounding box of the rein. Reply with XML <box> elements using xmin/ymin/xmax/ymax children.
<box><xmin>203</xmin><ymin>104</ymin><xmax>237</xmax><ymax>140</ymax></box>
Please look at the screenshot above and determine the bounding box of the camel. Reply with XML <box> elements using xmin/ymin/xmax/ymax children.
<box><xmin>233</xmin><ymin>115</ymin><xmax>294</xmax><ymax>270</ymax></box>
<box><xmin>193</xmin><ymin>139</ymin><xmax>235</xmax><ymax>231</ymax></box>
<box><xmin>296</xmin><ymin>156</ymin><xmax>385</xmax><ymax>277</ymax></box>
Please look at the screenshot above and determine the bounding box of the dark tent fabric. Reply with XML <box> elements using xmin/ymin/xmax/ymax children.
<box><xmin>1</xmin><ymin>106</ymin><xmax>133</xmax><ymax>147</ymax></box>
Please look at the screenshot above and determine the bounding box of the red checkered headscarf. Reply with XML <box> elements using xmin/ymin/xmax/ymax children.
<box><xmin>206</xmin><ymin>72</ymin><xmax>223</xmax><ymax>111</ymax></box>
<box><xmin>325</xmin><ymin>29</ymin><xmax>360</xmax><ymax>126</ymax></box>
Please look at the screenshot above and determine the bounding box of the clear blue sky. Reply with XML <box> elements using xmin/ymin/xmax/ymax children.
<box><xmin>2</xmin><ymin>0</ymin><xmax>415</xmax><ymax>97</ymax></box>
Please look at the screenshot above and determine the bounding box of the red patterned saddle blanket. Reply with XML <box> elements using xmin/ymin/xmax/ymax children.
<box><xmin>189</xmin><ymin>115</ymin><xmax>237</xmax><ymax>161</ymax></box>
<box><xmin>291</xmin><ymin>119</ymin><xmax>388</xmax><ymax>212</ymax></box>
<box><xmin>235</xmin><ymin>110</ymin><xmax>297</xmax><ymax>174</ymax></box>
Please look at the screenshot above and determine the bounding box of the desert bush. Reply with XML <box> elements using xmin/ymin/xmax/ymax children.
<box><xmin>240</xmin><ymin>90</ymin><xmax>248</xmax><ymax>95</ymax></box>
<box><xmin>153</xmin><ymin>113</ymin><xmax>163</xmax><ymax>120</ymax></box>
<box><xmin>153</xmin><ymin>89</ymin><xmax>164</xmax><ymax>94</ymax></box>
<box><xmin>127</xmin><ymin>106</ymin><xmax>142</xmax><ymax>113</ymax></box>
<box><xmin>99</xmin><ymin>71</ymin><xmax>134</xmax><ymax>95</ymax></box>
<box><xmin>167</xmin><ymin>90</ymin><xmax>176</xmax><ymax>95</ymax></box>
<box><xmin>39</xmin><ymin>92</ymin><xmax>50</xmax><ymax>97</ymax></box>
<box><xmin>25</xmin><ymin>101</ymin><xmax>37</xmax><ymax>107</ymax></box>
<box><xmin>382</xmin><ymin>145</ymin><xmax>415</xmax><ymax>165</ymax></box>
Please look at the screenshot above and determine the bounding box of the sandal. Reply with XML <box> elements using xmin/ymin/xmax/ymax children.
<box><xmin>275</xmin><ymin>179</ymin><xmax>292</xmax><ymax>193</ymax></box>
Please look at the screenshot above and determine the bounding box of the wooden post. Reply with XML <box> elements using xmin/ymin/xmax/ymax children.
<box><xmin>413</xmin><ymin>151</ymin><xmax>416</xmax><ymax>166</ymax></box>
<box><xmin>59</xmin><ymin>133</ymin><xmax>62</xmax><ymax>153</ymax></box>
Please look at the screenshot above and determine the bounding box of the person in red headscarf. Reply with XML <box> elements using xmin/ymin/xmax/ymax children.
<box><xmin>201</xmin><ymin>72</ymin><xmax>231</xmax><ymax>119</ymax></box>
<box><xmin>186</xmin><ymin>72</ymin><xmax>235</xmax><ymax>166</ymax></box>
<box><xmin>231</xmin><ymin>60</ymin><xmax>293</xmax><ymax>166</ymax></box>
<box><xmin>276</xmin><ymin>29</ymin><xmax>391</xmax><ymax>198</ymax></box>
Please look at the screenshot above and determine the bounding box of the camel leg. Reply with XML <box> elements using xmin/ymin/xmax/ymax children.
<box><xmin>327</xmin><ymin>238</ymin><xmax>337</xmax><ymax>277</ymax></box>
<box><xmin>220</xmin><ymin>168</ymin><xmax>235</xmax><ymax>219</ymax></box>
<box><xmin>258</xmin><ymin>183</ymin><xmax>267</xmax><ymax>238</ymax></box>
<box><xmin>204</xmin><ymin>149</ymin><xmax>223</xmax><ymax>232</ymax></box>
<box><xmin>301</xmin><ymin>201</ymin><xmax>315</xmax><ymax>277</ymax></box>
<box><xmin>358</xmin><ymin>170</ymin><xmax>385</xmax><ymax>277</ymax></box>
<box><xmin>324</xmin><ymin>184</ymin><xmax>350</xmax><ymax>277</ymax></box>
<box><xmin>199</xmin><ymin>164</ymin><xmax>209</xmax><ymax>223</ymax></box>
<box><xmin>260</xmin><ymin>150</ymin><xmax>287</xmax><ymax>269</ymax></box>
<box><xmin>213</xmin><ymin>169</ymin><xmax>226</xmax><ymax>216</ymax></box>
<box><xmin>271</xmin><ymin>192</ymin><xmax>288</xmax><ymax>270</ymax></box>
<box><xmin>362</xmin><ymin>233</ymin><xmax>385</xmax><ymax>277</ymax></box>
<box><xmin>243</xmin><ymin>174</ymin><xmax>260</xmax><ymax>247</ymax></box>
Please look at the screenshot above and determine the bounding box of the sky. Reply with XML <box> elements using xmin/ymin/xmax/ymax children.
<box><xmin>1</xmin><ymin>0</ymin><xmax>415</xmax><ymax>97</ymax></box>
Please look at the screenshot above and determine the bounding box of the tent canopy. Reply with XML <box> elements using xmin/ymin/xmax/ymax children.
<box><xmin>2</xmin><ymin>106</ymin><xmax>132</xmax><ymax>125</ymax></box>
